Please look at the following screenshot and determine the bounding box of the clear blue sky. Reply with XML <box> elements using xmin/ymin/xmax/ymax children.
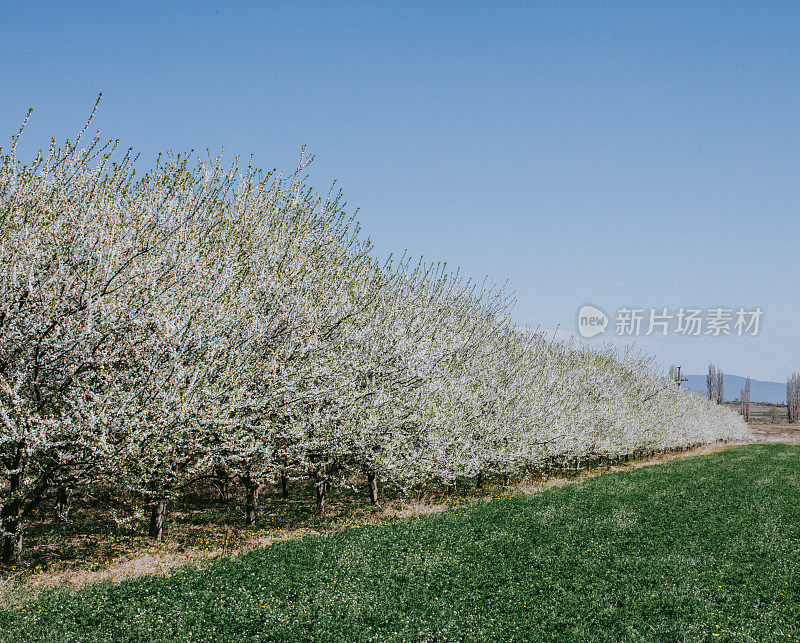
<box><xmin>2</xmin><ymin>1</ymin><xmax>798</xmax><ymax>382</ymax></box>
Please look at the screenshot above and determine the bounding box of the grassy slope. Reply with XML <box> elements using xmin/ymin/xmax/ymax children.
<box><xmin>1</xmin><ymin>444</ymin><xmax>798</xmax><ymax>642</ymax></box>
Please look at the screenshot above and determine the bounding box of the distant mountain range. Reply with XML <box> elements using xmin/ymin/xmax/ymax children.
<box><xmin>681</xmin><ymin>375</ymin><xmax>786</xmax><ymax>404</ymax></box>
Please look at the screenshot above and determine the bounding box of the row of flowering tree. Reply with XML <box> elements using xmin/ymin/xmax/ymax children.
<box><xmin>0</xmin><ymin>109</ymin><xmax>750</xmax><ymax>562</ymax></box>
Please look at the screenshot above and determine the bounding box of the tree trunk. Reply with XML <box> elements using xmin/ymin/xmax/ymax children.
<box><xmin>244</xmin><ymin>479</ymin><xmax>260</xmax><ymax>527</ymax></box>
<box><xmin>476</xmin><ymin>472</ymin><xmax>484</xmax><ymax>489</ymax></box>
<box><xmin>503</xmin><ymin>475</ymin><xmax>511</xmax><ymax>486</ymax></box>
<box><xmin>314</xmin><ymin>477</ymin><xmax>329</xmax><ymax>516</ymax></box>
<box><xmin>1</xmin><ymin>454</ymin><xmax>25</xmax><ymax>563</ymax></box>
<box><xmin>214</xmin><ymin>466</ymin><xmax>231</xmax><ymax>503</ymax></box>
<box><xmin>54</xmin><ymin>485</ymin><xmax>70</xmax><ymax>523</ymax></box>
<box><xmin>1</xmin><ymin>526</ymin><xmax>22</xmax><ymax>565</ymax></box>
<box><xmin>280</xmin><ymin>473</ymin><xmax>289</xmax><ymax>500</ymax></box>
<box><xmin>148</xmin><ymin>501</ymin><xmax>166</xmax><ymax>540</ymax></box>
<box><xmin>1</xmin><ymin>497</ymin><xmax>22</xmax><ymax>564</ymax></box>
<box><xmin>367</xmin><ymin>471</ymin><xmax>378</xmax><ymax>504</ymax></box>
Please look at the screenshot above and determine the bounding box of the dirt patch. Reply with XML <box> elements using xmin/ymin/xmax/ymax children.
<box><xmin>627</xmin><ymin>440</ymin><xmax>749</xmax><ymax>468</ymax></box>
<box><xmin>746</xmin><ymin>420</ymin><xmax>800</xmax><ymax>444</ymax></box>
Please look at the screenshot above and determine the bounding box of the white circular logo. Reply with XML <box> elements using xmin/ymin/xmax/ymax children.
<box><xmin>577</xmin><ymin>305</ymin><xmax>608</xmax><ymax>338</ymax></box>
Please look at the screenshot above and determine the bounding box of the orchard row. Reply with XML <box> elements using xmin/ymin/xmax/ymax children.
<box><xmin>0</xmin><ymin>109</ymin><xmax>749</xmax><ymax>562</ymax></box>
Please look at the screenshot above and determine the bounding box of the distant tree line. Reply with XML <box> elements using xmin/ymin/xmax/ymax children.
<box><xmin>707</xmin><ymin>363</ymin><xmax>724</xmax><ymax>404</ymax></box>
<box><xmin>740</xmin><ymin>377</ymin><xmax>751</xmax><ymax>422</ymax></box>
<box><xmin>788</xmin><ymin>373</ymin><xmax>800</xmax><ymax>423</ymax></box>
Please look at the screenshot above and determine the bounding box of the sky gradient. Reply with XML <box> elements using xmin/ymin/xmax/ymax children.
<box><xmin>2</xmin><ymin>1</ymin><xmax>798</xmax><ymax>381</ymax></box>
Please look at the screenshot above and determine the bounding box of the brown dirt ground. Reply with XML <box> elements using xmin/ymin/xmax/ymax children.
<box><xmin>746</xmin><ymin>419</ymin><xmax>800</xmax><ymax>444</ymax></box>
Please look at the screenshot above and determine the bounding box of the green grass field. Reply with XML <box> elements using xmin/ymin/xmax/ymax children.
<box><xmin>2</xmin><ymin>444</ymin><xmax>798</xmax><ymax>642</ymax></box>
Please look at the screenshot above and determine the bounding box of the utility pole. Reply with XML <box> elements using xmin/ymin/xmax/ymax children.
<box><xmin>676</xmin><ymin>365</ymin><xmax>688</xmax><ymax>387</ymax></box>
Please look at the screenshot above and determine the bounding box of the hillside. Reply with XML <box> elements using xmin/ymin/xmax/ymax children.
<box><xmin>682</xmin><ymin>374</ymin><xmax>787</xmax><ymax>404</ymax></box>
